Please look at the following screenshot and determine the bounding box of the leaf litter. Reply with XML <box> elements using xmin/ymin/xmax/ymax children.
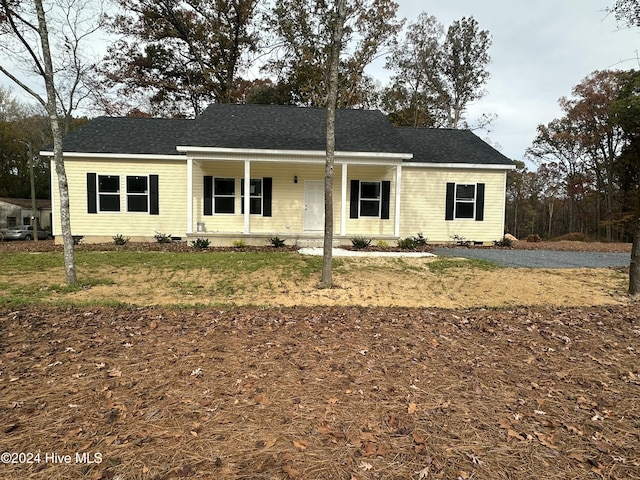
<box><xmin>0</xmin><ymin>304</ymin><xmax>639</xmax><ymax>479</ymax></box>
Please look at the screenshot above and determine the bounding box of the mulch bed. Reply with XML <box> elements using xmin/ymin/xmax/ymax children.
<box><xmin>0</xmin><ymin>239</ymin><xmax>631</xmax><ymax>254</ymax></box>
<box><xmin>1</xmin><ymin>304</ymin><xmax>639</xmax><ymax>479</ymax></box>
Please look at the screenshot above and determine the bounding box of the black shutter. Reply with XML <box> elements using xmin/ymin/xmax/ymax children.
<box><xmin>350</xmin><ymin>180</ymin><xmax>359</xmax><ymax>218</ymax></box>
<box><xmin>475</xmin><ymin>183</ymin><xmax>485</xmax><ymax>221</ymax></box>
<box><xmin>381</xmin><ymin>181</ymin><xmax>391</xmax><ymax>219</ymax></box>
<box><xmin>445</xmin><ymin>182</ymin><xmax>455</xmax><ymax>220</ymax></box>
<box><xmin>87</xmin><ymin>173</ymin><xmax>97</xmax><ymax>214</ymax></box>
<box><xmin>204</xmin><ymin>176</ymin><xmax>213</xmax><ymax>216</ymax></box>
<box><xmin>149</xmin><ymin>175</ymin><xmax>159</xmax><ymax>215</ymax></box>
<box><xmin>263</xmin><ymin>177</ymin><xmax>272</xmax><ymax>217</ymax></box>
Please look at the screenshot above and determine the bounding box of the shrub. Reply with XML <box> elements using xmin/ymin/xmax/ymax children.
<box><xmin>112</xmin><ymin>233</ymin><xmax>130</xmax><ymax>246</ymax></box>
<box><xmin>351</xmin><ymin>236</ymin><xmax>372</xmax><ymax>249</ymax></box>
<box><xmin>398</xmin><ymin>237</ymin><xmax>416</xmax><ymax>250</ymax></box>
<box><xmin>413</xmin><ymin>232</ymin><xmax>428</xmax><ymax>247</ymax></box>
<box><xmin>269</xmin><ymin>236</ymin><xmax>286</xmax><ymax>248</ymax></box>
<box><xmin>154</xmin><ymin>232</ymin><xmax>173</xmax><ymax>243</ymax></box>
<box><xmin>493</xmin><ymin>236</ymin><xmax>513</xmax><ymax>248</ymax></box>
<box><xmin>526</xmin><ymin>233</ymin><xmax>542</xmax><ymax>243</ymax></box>
<box><xmin>376</xmin><ymin>240</ymin><xmax>389</xmax><ymax>249</ymax></box>
<box><xmin>191</xmin><ymin>238</ymin><xmax>211</xmax><ymax>249</ymax></box>
<box><xmin>451</xmin><ymin>234</ymin><xmax>470</xmax><ymax>246</ymax></box>
<box><xmin>232</xmin><ymin>239</ymin><xmax>246</xmax><ymax>248</ymax></box>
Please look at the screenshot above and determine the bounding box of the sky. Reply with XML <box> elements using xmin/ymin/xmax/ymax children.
<box><xmin>370</xmin><ymin>0</ymin><xmax>639</xmax><ymax>162</ymax></box>
<box><xmin>1</xmin><ymin>1</ymin><xmax>637</xmax><ymax>165</ymax></box>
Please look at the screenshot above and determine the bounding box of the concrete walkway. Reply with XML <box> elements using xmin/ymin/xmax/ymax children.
<box><xmin>298</xmin><ymin>247</ymin><xmax>436</xmax><ymax>258</ymax></box>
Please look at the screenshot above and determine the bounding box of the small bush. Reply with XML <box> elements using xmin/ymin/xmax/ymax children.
<box><xmin>269</xmin><ymin>236</ymin><xmax>286</xmax><ymax>248</ymax></box>
<box><xmin>232</xmin><ymin>239</ymin><xmax>246</xmax><ymax>248</ymax></box>
<box><xmin>154</xmin><ymin>232</ymin><xmax>173</xmax><ymax>243</ymax></box>
<box><xmin>376</xmin><ymin>240</ymin><xmax>389</xmax><ymax>249</ymax></box>
<box><xmin>112</xmin><ymin>233</ymin><xmax>130</xmax><ymax>246</ymax></box>
<box><xmin>526</xmin><ymin>233</ymin><xmax>542</xmax><ymax>243</ymax></box>
<box><xmin>398</xmin><ymin>237</ymin><xmax>416</xmax><ymax>250</ymax></box>
<box><xmin>451</xmin><ymin>234</ymin><xmax>470</xmax><ymax>246</ymax></box>
<box><xmin>351</xmin><ymin>236</ymin><xmax>372</xmax><ymax>249</ymax></box>
<box><xmin>493</xmin><ymin>236</ymin><xmax>513</xmax><ymax>248</ymax></box>
<box><xmin>191</xmin><ymin>238</ymin><xmax>211</xmax><ymax>249</ymax></box>
<box><xmin>413</xmin><ymin>232</ymin><xmax>428</xmax><ymax>247</ymax></box>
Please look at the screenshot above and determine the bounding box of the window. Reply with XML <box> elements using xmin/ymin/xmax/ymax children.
<box><xmin>350</xmin><ymin>180</ymin><xmax>391</xmax><ymax>219</ymax></box>
<box><xmin>127</xmin><ymin>175</ymin><xmax>148</xmax><ymax>212</ymax></box>
<box><xmin>98</xmin><ymin>175</ymin><xmax>120</xmax><ymax>212</ymax></box>
<box><xmin>445</xmin><ymin>182</ymin><xmax>485</xmax><ymax>221</ymax></box>
<box><xmin>241</xmin><ymin>179</ymin><xmax>263</xmax><ymax>215</ymax></box>
<box><xmin>359</xmin><ymin>182</ymin><xmax>381</xmax><ymax>217</ymax></box>
<box><xmin>214</xmin><ymin>178</ymin><xmax>235</xmax><ymax>214</ymax></box>
<box><xmin>7</xmin><ymin>216</ymin><xmax>17</xmax><ymax>228</ymax></box>
<box><xmin>455</xmin><ymin>184</ymin><xmax>476</xmax><ymax>219</ymax></box>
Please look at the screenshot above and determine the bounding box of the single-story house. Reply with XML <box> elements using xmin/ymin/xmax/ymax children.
<box><xmin>0</xmin><ymin>197</ymin><xmax>52</xmax><ymax>232</ymax></box>
<box><xmin>42</xmin><ymin>104</ymin><xmax>515</xmax><ymax>245</ymax></box>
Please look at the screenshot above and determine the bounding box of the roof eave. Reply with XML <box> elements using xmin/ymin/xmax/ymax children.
<box><xmin>404</xmin><ymin>161</ymin><xmax>516</xmax><ymax>170</ymax></box>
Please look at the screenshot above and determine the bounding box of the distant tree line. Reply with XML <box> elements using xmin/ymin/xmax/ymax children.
<box><xmin>506</xmin><ymin>69</ymin><xmax>640</xmax><ymax>242</ymax></box>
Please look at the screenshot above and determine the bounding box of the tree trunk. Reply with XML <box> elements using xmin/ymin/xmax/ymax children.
<box><xmin>320</xmin><ymin>0</ymin><xmax>347</xmax><ymax>288</ymax></box>
<box><xmin>630</xmin><ymin>217</ymin><xmax>640</xmax><ymax>296</ymax></box>
<box><xmin>35</xmin><ymin>0</ymin><xmax>77</xmax><ymax>285</ymax></box>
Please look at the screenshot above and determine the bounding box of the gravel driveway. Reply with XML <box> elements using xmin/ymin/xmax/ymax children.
<box><xmin>433</xmin><ymin>247</ymin><xmax>631</xmax><ymax>268</ymax></box>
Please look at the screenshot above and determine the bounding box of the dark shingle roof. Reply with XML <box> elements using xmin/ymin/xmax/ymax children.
<box><xmin>58</xmin><ymin>105</ymin><xmax>514</xmax><ymax>167</ymax></box>
<box><xmin>395</xmin><ymin>127</ymin><xmax>514</xmax><ymax>166</ymax></box>
<box><xmin>60</xmin><ymin>117</ymin><xmax>192</xmax><ymax>155</ymax></box>
<box><xmin>184</xmin><ymin>104</ymin><xmax>410</xmax><ymax>153</ymax></box>
<box><xmin>0</xmin><ymin>197</ymin><xmax>51</xmax><ymax>209</ymax></box>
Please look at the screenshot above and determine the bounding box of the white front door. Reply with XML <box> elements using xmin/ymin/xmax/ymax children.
<box><xmin>303</xmin><ymin>180</ymin><xmax>325</xmax><ymax>231</ymax></box>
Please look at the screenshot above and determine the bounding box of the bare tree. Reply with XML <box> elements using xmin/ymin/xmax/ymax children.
<box><xmin>0</xmin><ymin>0</ymin><xmax>104</xmax><ymax>284</ymax></box>
<box><xmin>321</xmin><ymin>0</ymin><xmax>347</xmax><ymax>288</ymax></box>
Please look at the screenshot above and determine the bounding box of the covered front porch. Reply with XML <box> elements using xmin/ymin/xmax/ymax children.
<box><xmin>178</xmin><ymin>146</ymin><xmax>407</xmax><ymax>242</ymax></box>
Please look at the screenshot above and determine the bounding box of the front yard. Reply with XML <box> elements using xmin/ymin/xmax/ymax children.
<box><xmin>0</xmin><ymin>241</ymin><xmax>638</xmax><ymax>479</ymax></box>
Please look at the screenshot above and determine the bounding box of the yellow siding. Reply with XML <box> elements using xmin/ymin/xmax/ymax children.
<box><xmin>193</xmin><ymin>162</ymin><xmax>397</xmax><ymax>237</ymax></box>
<box><xmin>52</xmin><ymin>157</ymin><xmax>187</xmax><ymax>240</ymax></box>
<box><xmin>52</xmin><ymin>154</ymin><xmax>507</xmax><ymax>244</ymax></box>
<box><xmin>400</xmin><ymin>167</ymin><xmax>507</xmax><ymax>243</ymax></box>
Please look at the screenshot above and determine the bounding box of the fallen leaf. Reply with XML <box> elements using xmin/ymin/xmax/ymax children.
<box><xmin>261</xmin><ymin>437</ymin><xmax>277</xmax><ymax>449</ymax></box>
<box><xmin>359</xmin><ymin>432</ymin><xmax>376</xmax><ymax>443</ymax></box>
<box><xmin>408</xmin><ymin>402</ymin><xmax>417</xmax><ymax>414</ymax></box>
<box><xmin>535</xmin><ymin>432</ymin><xmax>558</xmax><ymax>450</ymax></box>
<box><xmin>282</xmin><ymin>465</ymin><xmax>300</xmax><ymax>478</ymax></box>
<box><xmin>317</xmin><ymin>423</ymin><xmax>332</xmax><ymax>435</ymax></box>
<box><xmin>359</xmin><ymin>461</ymin><xmax>373</xmax><ymax>471</ymax></box>
<box><xmin>107</xmin><ymin>368</ymin><xmax>122</xmax><ymax>378</ymax></box>
<box><xmin>416</xmin><ymin>466</ymin><xmax>430</xmax><ymax>479</ymax></box>
<box><xmin>361</xmin><ymin>442</ymin><xmax>377</xmax><ymax>457</ymax></box>
<box><xmin>254</xmin><ymin>393</ymin><xmax>270</xmax><ymax>405</ymax></box>
<box><xmin>568</xmin><ymin>453</ymin><xmax>586</xmax><ymax>462</ymax></box>
<box><xmin>293</xmin><ymin>439</ymin><xmax>309</xmax><ymax>450</ymax></box>
<box><xmin>592</xmin><ymin>439</ymin><xmax>610</xmax><ymax>453</ymax></box>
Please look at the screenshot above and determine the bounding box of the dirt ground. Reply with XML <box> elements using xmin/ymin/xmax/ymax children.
<box><xmin>0</xmin><ymin>240</ymin><xmax>634</xmax><ymax>309</ymax></box>
<box><xmin>0</xmin><ymin>240</ymin><xmax>638</xmax><ymax>479</ymax></box>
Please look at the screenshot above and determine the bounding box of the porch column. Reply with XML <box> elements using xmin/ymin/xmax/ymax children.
<box><xmin>340</xmin><ymin>162</ymin><xmax>348</xmax><ymax>236</ymax></box>
<box><xmin>187</xmin><ymin>157</ymin><xmax>193</xmax><ymax>234</ymax></box>
<box><xmin>244</xmin><ymin>160</ymin><xmax>251</xmax><ymax>234</ymax></box>
<box><xmin>394</xmin><ymin>164</ymin><xmax>402</xmax><ymax>237</ymax></box>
